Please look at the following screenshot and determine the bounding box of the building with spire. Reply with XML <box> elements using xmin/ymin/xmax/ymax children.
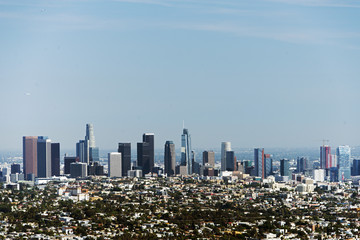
<box><xmin>181</xmin><ymin>128</ymin><xmax>192</xmax><ymax>175</ymax></box>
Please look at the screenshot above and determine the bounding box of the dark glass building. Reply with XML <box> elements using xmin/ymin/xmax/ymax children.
<box><xmin>164</xmin><ymin>141</ymin><xmax>176</xmax><ymax>176</ymax></box>
<box><xmin>280</xmin><ymin>159</ymin><xmax>290</xmax><ymax>177</ymax></box>
<box><xmin>264</xmin><ymin>154</ymin><xmax>273</xmax><ymax>178</ymax></box>
<box><xmin>225</xmin><ymin>151</ymin><xmax>235</xmax><ymax>171</ymax></box>
<box><xmin>64</xmin><ymin>157</ymin><xmax>77</xmax><ymax>175</ymax></box>
<box><xmin>11</xmin><ymin>163</ymin><xmax>21</xmax><ymax>174</ymax></box>
<box><xmin>329</xmin><ymin>167</ymin><xmax>339</xmax><ymax>182</ymax></box>
<box><xmin>37</xmin><ymin>137</ymin><xmax>51</xmax><ymax>178</ymax></box>
<box><xmin>297</xmin><ymin>157</ymin><xmax>307</xmax><ymax>173</ymax></box>
<box><xmin>137</xmin><ymin>133</ymin><xmax>154</xmax><ymax>176</ymax></box>
<box><xmin>51</xmin><ymin>143</ymin><xmax>60</xmax><ymax>176</ymax></box>
<box><xmin>353</xmin><ymin>159</ymin><xmax>360</xmax><ymax>176</ymax></box>
<box><xmin>118</xmin><ymin>143</ymin><xmax>131</xmax><ymax>177</ymax></box>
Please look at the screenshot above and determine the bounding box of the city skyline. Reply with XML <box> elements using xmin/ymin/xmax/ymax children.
<box><xmin>0</xmin><ymin>0</ymin><xmax>360</xmax><ymax>150</ymax></box>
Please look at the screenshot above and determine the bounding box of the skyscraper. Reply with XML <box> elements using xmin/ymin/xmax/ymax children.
<box><xmin>320</xmin><ymin>145</ymin><xmax>331</xmax><ymax>169</ymax></box>
<box><xmin>23</xmin><ymin>136</ymin><xmax>38</xmax><ymax>178</ymax></box>
<box><xmin>51</xmin><ymin>143</ymin><xmax>60</xmax><ymax>176</ymax></box>
<box><xmin>64</xmin><ymin>157</ymin><xmax>78</xmax><ymax>175</ymax></box>
<box><xmin>108</xmin><ymin>152</ymin><xmax>122</xmax><ymax>178</ymax></box>
<box><xmin>86</xmin><ymin>123</ymin><xmax>96</xmax><ymax>148</ymax></box>
<box><xmin>221</xmin><ymin>142</ymin><xmax>231</xmax><ymax>171</ymax></box>
<box><xmin>118</xmin><ymin>143</ymin><xmax>131</xmax><ymax>177</ymax></box>
<box><xmin>37</xmin><ymin>137</ymin><xmax>52</xmax><ymax>178</ymax></box>
<box><xmin>280</xmin><ymin>159</ymin><xmax>290</xmax><ymax>177</ymax></box>
<box><xmin>76</xmin><ymin>139</ymin><xmax>89</xmax><ymax>164</ymax></box>
<box><xmin>297</xmin><ymin>157</ymin><xmax>307</xmax><ymax>174</ymax></box>
<box><xmin>203</xmin><ymin>151</ymin><xmax>215</xmax><ymax>167</ymax></box>
<box><xmin>85</xmin><ymin>123</ymin><xmax>99</xmax><ymax>163</ymax></box>
<box><xmin>254</xmin><ymin>148</ymin><xmax>264</xmax><ymax>178</ymax></box>
<box><xmin>337</xmin><ymin>145</ymin><xmax>351</xmax><ymax>181</ymax></box>
<box><xmin>225</xmin><ymin>151</ymin><xmax>235</xmax><ymax>171</ymax></box>
<box><xmin>137</xmin><ymin>133</ymin><xmax>154</xmax><ymax>175</ymax></box>
<box><xmin>264</xmin><ymin>154</ymin><xmax>272</xmax><ymax>178</ymax></box>
<box><xmin>181</xmin><ymin>128</ymin><xmax>192</xmax><ymax>175</ymax></box>
<box><xmin>353</xmin><ymin>159</ymin><xmax>360</xmax><ymax>176</ymax></box>
<box><xmin>164</xmin><ymin>141</ymin><xmax>176</xmax><ymax>176</ymax></box>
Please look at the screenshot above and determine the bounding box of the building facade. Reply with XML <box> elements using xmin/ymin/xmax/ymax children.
<box><xmin>181</xmin><ymin>129</ymin><xmax>192</xmax><ymax>175</ymax></box>
<box><xmin>164</xmin><ymin>141</ymin><xmax>176</xmax><ymax>176</ymax></box>
<box><xmin>51</xmin><ymin>143</ymin><xmax>60</xmax><ymax>176</ymax></box>
<box><xmin>280</xmin><ymin>159</ymin><xmax>290</xmax><ymax>177</ymax></box>
<box><xmin>118</xmin><ymin>143</ymin><xmax>131</xmax><ymax>177</ymax></box>
<box><xmin>225</xmin><ymin>151</ymin><xmax>235</xmax><ymax>171</ymax></box>
<box><xmin>23</xmin><ymin>136</ymin><xmax>38</xmax><ymax>179</ymax></box>
<box><xmin>337</xmin><ymin>145</ymin><xmax>351</xmax><ymax>181</ymax></box>
<box><xmin>37</xmin><ymin>137</ymin><xmax>52</xmax><ymax>178</ymax></box>
<box><xmin>108</xmin><ymin>152</ymin><xmax>122</xmax><ymax>178</ymax></box>
<box><xmin>320</xmin><ymin>145</ymin><xmax>331</xmax><ymax>169</ymax></box>
<box><xmin>203</xmin><ymin>151</ymin><xmax>215</xmax><ymax>167</ymax></box>
<box><xmin>221</xmin><ymin>142</ymin><xmax>231</xmax><ymax>171</ymax></box>
<box><xmin>137</xmin><ymin>133</ymin><xmax>154</xmax><ymax>175</ymax></box>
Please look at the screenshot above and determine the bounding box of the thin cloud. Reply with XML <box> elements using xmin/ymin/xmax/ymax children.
<box><xmin>265</xmin><ymin>0</ymin><xmax>360</xmax><ymax>8</ymax></box>
<box><xmin>166</xmin><ymin>22</ymin><xmax>360</xmax><ymax>49</ymax></box>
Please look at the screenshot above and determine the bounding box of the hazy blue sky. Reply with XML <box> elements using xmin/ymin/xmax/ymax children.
<box><xmin>0</xmin><ymin>0</ymin><xmax>359</xmax><ymax>151</ymax></box>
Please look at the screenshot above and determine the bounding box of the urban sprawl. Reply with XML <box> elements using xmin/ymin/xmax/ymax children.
<box><xmin>1</xmin><ymin>124</ymin><xmax>360</xmax><ymax>239</ymax></box>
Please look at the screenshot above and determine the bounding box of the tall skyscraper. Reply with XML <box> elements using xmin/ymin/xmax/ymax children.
<box><xmin>254</xmin><ymin>148</ymin><xmax>264</xmax><ymax>178</ymax></box>
<box><xmin>76</xmin><ymin>139</ymin><xmax>89</xmax><ymax>164</ymax></box>
<box><xmin>85</xmin><ymin>123</ymin><xmax>99</xmax><ymax>163</ymax></box>
<box><xmin>221</xmin><ymin>142</ymin><xmax>231</xmax><ymax>171</ymax></box>
<box><xmin>85</xmin><ymin>123</ymin><xmax>96</xmax><ymax>148</ymax></box>
<box><xmin>137</xmin><ymin>133</ymin><xmax>154</xmax><ymax>175</ymax></box>
<box><xmin>320</xmin><ymin>145</ymin><xmax>331</xmax><ymax>169</ymax></box>
<box><xmin>225</xmin><ymin>151</ymin><xmax>235</xmax><ymax>171</ymax></box>
<box><xmin>297</xmin><ymin>157</ymin><xmax>308</xmax><ymax>173</ymax></box>
<box><xmin>181</xmin><ymin>128</ymin><xmax>192</xmax><ymax>175</ymax></box>
<box><xmin>108</xmin><ymin>152</ymin><xmax>122</xmax><ymax>178</ymax></box>
<box><xmin>264</xmin><ymin>154</ymin><xmax>272</xmax><ymax>178</ymax></box>
<box><xmin>51</xmin><ymin>143</ymin><xmax>60</xmax><ymax>176</ymax></box>
<box><xmin>118</xmin><ymin>143</ymin><xmax>131</xmax><ymax>177</ymax></box>
<box><xmin>37</xmin><ymin>137</ymin><xmax>52</xmax><ymax>178</ymax></box>
<box><xmin>23</xmin><ymin>136</ymin><xmax>38</xmax><ymax>178</ymax></box>
<box><xmin>203</xmin><ymin>151</ymin><xmax>215</xmax><ymax>167</ymax></box>
<box><xmin>337</xmin><ymin>145</ymin><xmax>351</xmax><ymax>181</ymax></box>
<box><xmin>164</xmin><ymin>141</ymin><xmax>176</xmax><ymax>176</ymax></box>
<box><xmin>280</xmin><ymin>159</ymin><xmax>290</xmax><ymax>177</ymax></box>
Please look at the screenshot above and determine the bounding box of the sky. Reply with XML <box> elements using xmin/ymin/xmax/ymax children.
<box><xmin>0</xmin><ymin>0</ymin><xmax>360</xmax><ymax>151</ymax></box>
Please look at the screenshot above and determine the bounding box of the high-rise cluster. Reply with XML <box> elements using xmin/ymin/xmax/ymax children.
<box><xmin>23</xmin><ymin>136</ymin><xmax>60</xmax><ymax>180</ymax></box>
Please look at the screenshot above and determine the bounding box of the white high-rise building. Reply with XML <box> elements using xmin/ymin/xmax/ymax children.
<box><xmin>108</xmin><ymin>152</ymin><xmax>122</xmax><ymax>178</ymax></box>
<box><xmin>221</xmin><ymin>142</ymin><xmax>231</xmax><ymax>171</ymax></box>
<box><xmin>86</xmin><ymin>123</ymin><xmax>96</xmax><ymax>148</ymax></box>
<box><xmin>313</xmin><ymin>169</ymin><xmax>326</xmax><ymax>182</ymax></box>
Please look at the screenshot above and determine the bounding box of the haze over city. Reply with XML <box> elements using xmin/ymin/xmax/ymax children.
<box><xmin>0</xmin><ymin>0</ymin><xmax>359</xmax><ymax>151</ymax></box>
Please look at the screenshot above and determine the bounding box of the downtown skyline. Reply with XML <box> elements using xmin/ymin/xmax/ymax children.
<box><xmin>0</xmin><ymin>0</ymin><xmax>359</xmax><ymax>150</ymax></box>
